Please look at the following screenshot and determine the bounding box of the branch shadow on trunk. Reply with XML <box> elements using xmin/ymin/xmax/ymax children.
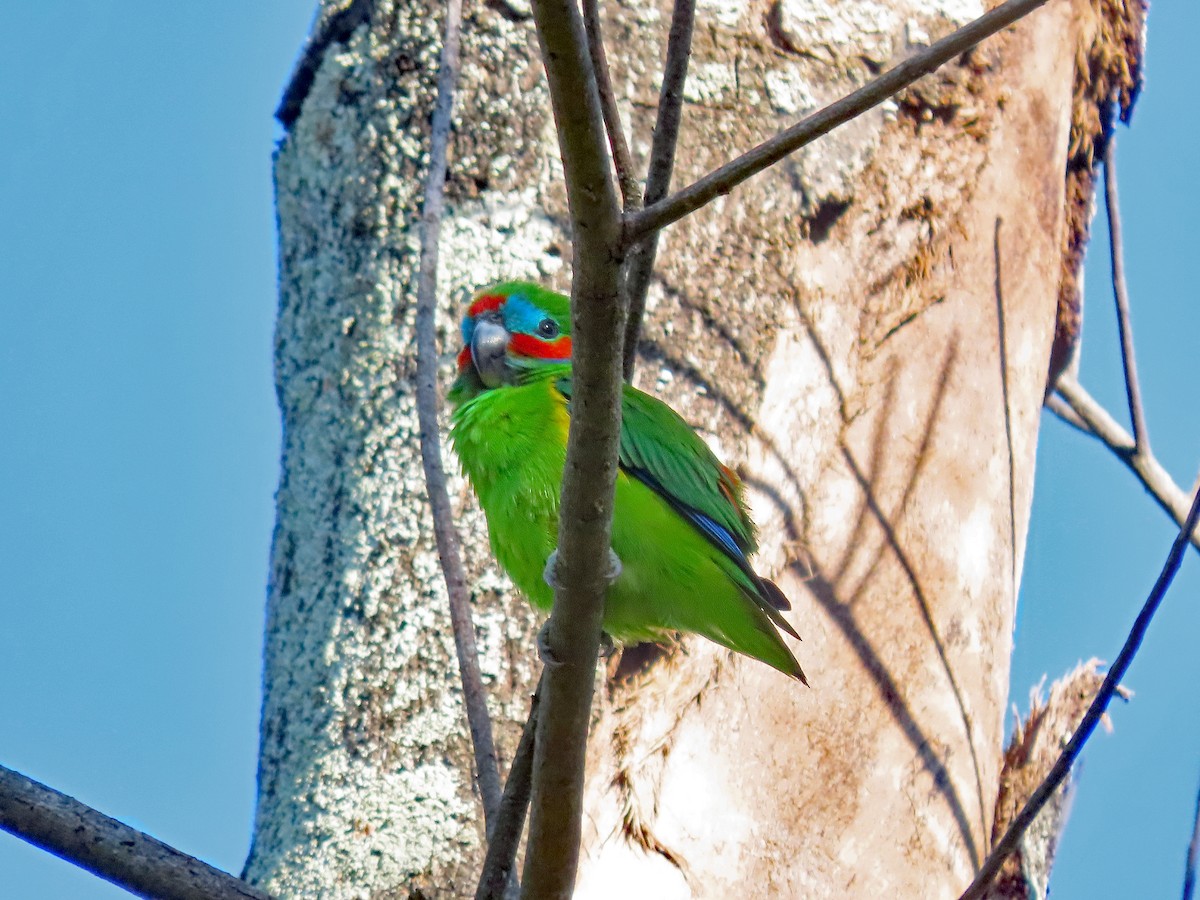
<box><xmin>625</xmin><ymin>310</ymin><xmax>987</xmax><ymax>869</ymax></box>
<box><xmin>798</xmin><ymin>302</ymin><xmax>988</xmax><ymax>867</ymax></box>
<box><xmin>993</xmin><ymin>219</ymin><xmax>1019</xmax><ymax>594</ymax></box>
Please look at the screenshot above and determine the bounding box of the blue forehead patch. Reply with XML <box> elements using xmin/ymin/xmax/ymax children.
<box><xmin>502</xmin><ymin>294</ymin><xmax>545</xmax><ymax>335</ymax></box>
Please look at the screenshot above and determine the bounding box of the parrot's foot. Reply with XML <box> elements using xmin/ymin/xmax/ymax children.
<box><xmin>536</xmin><ymin>622</ymin><xmax>565</xmax><ymax>669</ymax></box>
<box><xmin>599</xmin><ymin>631</ymin><xmax>616</xmax><ymax>659</ymax></box>
<box><xmin>542</xmin><ymin>548</ymin><xmax>623</xmax><ymax>591</ymax></box>
<box><xmin>602</xmin><ymin>549</ymin><xmax>622</xmax><ymax>581</ymax></box>
<box><xmin>542</xmin><ymin>551</ymin><xmax>559</xmax><ymax>590</ymax></box>
<box><xmin>536</xmin><ymin>625</ymin><xmax>618</xmax><ymax>668</ymax></box>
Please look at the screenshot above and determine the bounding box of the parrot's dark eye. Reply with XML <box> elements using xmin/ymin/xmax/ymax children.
<box><xmin>537</xmin><ymin>318</ymin><xmax>560</xmax><ymax>339</ymax></box>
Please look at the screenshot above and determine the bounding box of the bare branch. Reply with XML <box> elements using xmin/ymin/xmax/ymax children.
<box><xmin>413</xmin><ymin>0</ymin><xmax>503</xmax><ymax>830</ymax></box>
<box><xmin>0</xmin><ymin>764</ymin><xmax>273</xmax><ymax>900</ymax></box>
<box><xmin>959</xmin><ymin>480</ymin><xmax>1200</xmax><ymax>900</ymax></box>
<box><xmin>622</xmin><ymin>0</ymin><xmax>1051</xmax><ymax>244</ymax></box>
<box><xmin>581</xmin><ymin>0</ymin><xmax>639</xmax><ymax>209</ymax></box>
<box><xmin>1184</xmin><ymin>770</ymin><xmax>1200</xmax><ymax>900</ymax></box>
<box><xmin>475</xmin><ymin>677</ymin><xmax>542</xmax><ymax>900</ymax></box>
<box><xmin>1103</xmin><ymin>135</ymin><xmax>1150</xmax><ymax>454</ymax></box>
<box><xmin>621</xmin><ymin>0</ymin><xmax>696</xmax><ymax>380</ymax></box>
<box><xmin>1043</xmin><ymin>392</ymin><xmax>1092</xmax><ymax>437</ymax></box>
<box><xmin>523</xmin><ymin>0</ymin><xmax>624</xmax><ymax>895</ymax></box>
<box><xmin>1054</xmin><ymin>376</ymin><xmax>1200</xmax><ymax>553</ymax></box>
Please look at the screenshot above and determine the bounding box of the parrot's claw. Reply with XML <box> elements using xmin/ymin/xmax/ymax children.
<box><xmin>542</xmin><ymin>551</ymin><xmax>561</xmax><ymax>591</ymax></box>
<box><xmin>603</xmin><ymin>549</ymin><xmax>622</xmax><ymax>582</ymax></box>
<box><xmin>599</xmin><ymin>631</ymin><xmax>616</xmax><ymax>659</ymax></box>
<box><xmin>537</xmin><ymin>623</ymin><xmax>617</xmax><ymax>667</ymax></box>
<box><xmin>537</xmin><ymin>622</ymin><xmax>565</xmax><ymax>669</ymax></box>
<box><xmin>542</xmin><ymin>548</ymin><xmax>623</xmax><ymax>590</ymax></box>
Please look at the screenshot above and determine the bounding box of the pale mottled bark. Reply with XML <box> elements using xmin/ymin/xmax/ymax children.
<box><xmin>244</xmin><ymin>2</ymin><xmax>553</xmax><ymax>894</ymax></box>
<box><xmin>575</xmin><ymin>1</ymin><xmax>1078</xmax><ymax>891</ymax></box>
<box><xmin>248</xmin><ymin>0</ymin><xmax>1130</xmax><ymax>896</ymax></box>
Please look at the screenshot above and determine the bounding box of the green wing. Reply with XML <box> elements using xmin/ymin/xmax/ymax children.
<box><xmin>617</xmin><ymin>385</ymin><xmax>755</xmax><ymax>551</ymax></box>
<box><xmin>557</xmin><ymin>378</ymin><xmax>798</xmax><ymax>640</ymax></box>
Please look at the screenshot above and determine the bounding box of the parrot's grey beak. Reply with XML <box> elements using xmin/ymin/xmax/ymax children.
<box><xmin>471</xmin><ymin>316</ymin><xmax>509</xmax><ymax>388</ymax></box>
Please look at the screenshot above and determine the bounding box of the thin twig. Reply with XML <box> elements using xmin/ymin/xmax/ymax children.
<box><xmin>0</xmin><ymin>764</ymin><xmax>273</xmax><ymax>900</ymax></box>
<box><xmin>621</xmin><ymin>0</ymin><xmax>696</xmax><ymax>380</ymax></box>
<box><xmin>959</xmin><ymin>479</ymin><xmax>1200</xmax><ymax>900</ymax></box>
<box><xmin>523</xmin><ymin>0</ymin><xmax>625</xmax><ymax>894</ymax></box>
<box><xmin>1054</xmin><ymin>376</ymin><xmax>1200</xmax><ymax>553</ymax></box>
<box><xmin>1103</xmin><ymin>135</ymin><xmax>1150</xmax><ymax>454</ymax></box>
<box><xmin>582</xmin><ymin>0</ymin><xmax>639</xmax><ymax>208</ymax></box>
<box><xmin>1184</xmin><ymin>769</ymin><xmax>1200</xmax><ymax>900</ymax></box>
<box><xmin>413</xmin><ymin>0</ymin><xmax>504</xmax><ymax>831</ymax></box>
<box><xmin>1044</xmin><ymin>392</ymin><xmax>1092</xmax><ymax>436</ymax></box>
<box><xmin>475</xmin><ymin>676</ymin><xmax>543</xmax><ymax>900</ymax></box>
<box><xmin>622</xmin><ymin>0</ymin><xmax>1051</xmax><ymax>245</ymax></box>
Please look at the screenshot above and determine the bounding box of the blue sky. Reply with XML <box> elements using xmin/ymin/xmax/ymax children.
<box><xmin>0</xmin><ymin>2</ymin><xmax>1196</xmax><ymax>898</ymax></box>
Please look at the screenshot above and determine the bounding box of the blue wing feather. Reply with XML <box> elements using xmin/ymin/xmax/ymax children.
<box><xmin>625</xmin><ymin>465</ymin><xmax>746</xmax><ymax>563</ymax></box>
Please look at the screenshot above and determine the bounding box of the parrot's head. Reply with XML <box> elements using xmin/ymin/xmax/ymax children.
<box><xmin>449</xmin><ymin>281</ymin><xmax>573</xmax><ymax>403</ymax></box>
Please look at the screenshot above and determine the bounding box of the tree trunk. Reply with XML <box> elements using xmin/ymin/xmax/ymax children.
<box><xmin>245</xmin><ymin>0</ymin><xmax>1137</xmax><ymax>896</ymax></box>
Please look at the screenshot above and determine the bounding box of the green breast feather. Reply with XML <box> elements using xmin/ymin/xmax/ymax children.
<box><xmin>450</xmin><ymin>367</ymin><xmax>806</xmax><ymax>682</ymax></box>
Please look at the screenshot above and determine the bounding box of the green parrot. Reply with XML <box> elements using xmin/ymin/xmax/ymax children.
<box><xmin>448</xmin><ymin>281</ymin><xmax>807</xmax><ymax>683</ymax></box>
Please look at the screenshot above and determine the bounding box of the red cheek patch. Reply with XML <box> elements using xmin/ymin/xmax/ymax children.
<box><xmin>468</xmin><ymin>293</ymin><xmax>505</xmax><ymax>319</ymax></box>
<box><xmin>510</xmin><ymin>333</ymin><xmax>572</xmax><ymax>360</ymax></box>
<box><xmin>457</xmin><ymin>346</ymin><xmax>473</xmax><ymax>371</ymax></box>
